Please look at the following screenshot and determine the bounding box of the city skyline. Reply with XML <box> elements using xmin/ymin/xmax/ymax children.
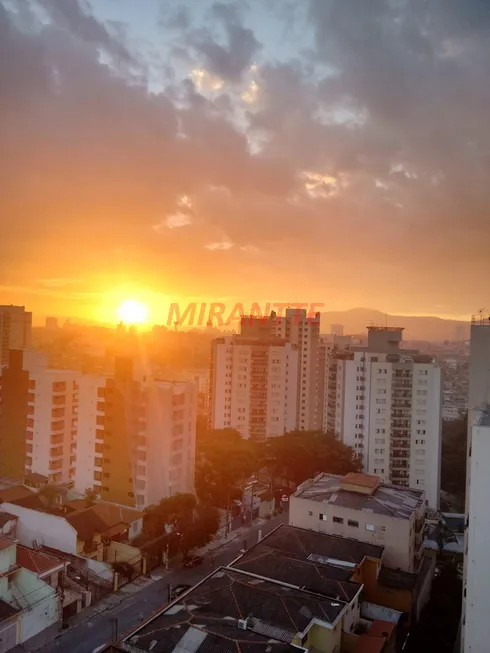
<box><xmin>2</xmin><ymin>0</ymin><xmax>490</xmax><ymax>322</ymax></box>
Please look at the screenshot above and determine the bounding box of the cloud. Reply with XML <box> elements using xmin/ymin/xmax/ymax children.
<box><xmin>1</xmin><ymin>0</ymin><xmax>490</xmax><ymax>316</ymax></box>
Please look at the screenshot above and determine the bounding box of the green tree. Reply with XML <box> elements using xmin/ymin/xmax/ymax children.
<box><xmin>143</xmin><ymin>493</ymin><xmax>197</xmax><ymax>540</ymax></box>
<box><xmin>38</xmin><ymin>484</ymin><xmax>60</xmax><ymax>508</ymax></box>
<box><xmin>195</xmin><ymin>430</ymin><xmax>259</xmax><ymax>507</ymax></box>
<box><xmin>265</xmin><ymin>430</ymin><xmax>361</xmax><ymax>488</ymax></box>
<box><xmin>84</xmin><ymin>487</ymin><xmax>98</xmax><ymax>507</ymax></box>
<box><xmin>181</xmin><ymin>505</ymin><xmax>220</xmax><ymax>554</ymax></box>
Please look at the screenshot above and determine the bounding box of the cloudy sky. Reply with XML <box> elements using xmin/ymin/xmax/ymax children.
<box><xmin>1</xmin><ymin>0</ymin><xmax>490</xmax><ymax>323</ymax></box>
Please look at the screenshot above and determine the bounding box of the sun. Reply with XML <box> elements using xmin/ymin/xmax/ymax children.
<box><xmin>117</xmin><ymin>299</ymin><xmax>149</xmax><ymax>325</ymax></box>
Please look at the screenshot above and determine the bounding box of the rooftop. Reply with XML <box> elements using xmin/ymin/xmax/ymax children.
<box><xmin>125</xmin><ymin>567</ymin><xmax>347</xmax><ymax>652</ymax></box>
<box><xmin>0</xmin><ymin>512</ymin><xmax>17</xmax><ymax>528</ymax></box>
<box><xmin>0</xmin><ymin>536</ymin><xmax>15</xmax><ymax>551</ymax></box>
<box><xmin>17</xmin><ymin>545</ymin><xmax>66</xmax><ymax>576</ymax></box>
<box><xmin>0</xmin><ymin>485</ymin><xmax>35</xmax><ymax>504</ymax></box>
<box><xmin>234</xmin><ymin>525</ymin><xmax>383</xmax><ymax>569</ymax></box>
<box><xmin>476</xmin><ymin>409</ymin><xmax>490</xmax><ymax>427</ymax></box>
<box><xmin>0</xmin><ymin>598</ymin><xmax>20</xmax><ymax>622</ymax></box>
<box><xmin>294</xmin><ymin>473</ymin><xmax>425</xmax><ymax>520</ymax></box>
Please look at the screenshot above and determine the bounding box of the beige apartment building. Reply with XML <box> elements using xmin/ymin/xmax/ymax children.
<box><xmin>209</xmin><ymin>335</ymin><xmax>299</xmax><ymax>440</ymax></box>
<box><xmin>289</xmin><ymin>472</ymin><xmax>426</xmax><ymax>572</ymax></box>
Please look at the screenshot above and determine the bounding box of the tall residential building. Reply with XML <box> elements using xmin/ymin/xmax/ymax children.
<box><xmin>0</xmin><ymin>349</ymin><xmax>79</xmax><ymax>484</ymax></box>
<box><xmin>238</xmin><ymin>308</ymin><xmax>321</xmax><ymax>431</ymax></box>
<box><xmin>461</xmin><ymin>317</ymin><xmax>490</xmax><ymax>653</ymax></box>
<box><xmin>324</xmin><ymin>326</ymin><xmax>442</xmax><ymax>508</ymax></box>
<box><xmin>0</xmin><ymin>305</ymin><xmax>32</xmax><ymax>365</ymax></box>
<box><xmin>95</xmin><ymin>358</ymin><xmax>197</xmax><ymax>508</ymax></box>
<box><xmin>463</xmin><ymin>408</ymin><xmax>490</xmax><ymax>653</ymax></box>
<box><xmin>209</xmin><ymin>335</ymin><xmax>299</xmax><ymax>440</ymax></box>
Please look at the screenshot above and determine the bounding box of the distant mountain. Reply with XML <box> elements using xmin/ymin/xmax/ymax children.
<box><xmin>320</xmin><ymin>308</ymin><xmax>470</xmax><ymax>342</ymax></box>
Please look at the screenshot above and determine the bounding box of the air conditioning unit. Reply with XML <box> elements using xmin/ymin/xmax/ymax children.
<box><xmin>238</xmin><ymin>619</ymin><xmax>248</xmax><ymax>631</ymax></box>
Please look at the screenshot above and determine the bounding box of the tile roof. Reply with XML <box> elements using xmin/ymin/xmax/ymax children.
<box><xmin>249</xmin><ymin>524</ymin><xmax>383</xmax><ymax>566</ymax></box>
<box><xmin>17</xmin><ymin>545</ymin><xmax>66</xmax><ymax>575</ymax></box>
<box><xmin>0</xmin><ymin>512</ymin><xmax>17</xmax><ymax>528</ymax></box>
<box><xmin>126</xmin><ymin>567</ymin><xmax>347</xmax><ymax>652</ymax></box>
<box><xmin>294</xmin><ymin>473</ymin><xmax>425</xmax><ymax>519</ymax></box>
<box><xmin>0</xmin><ymin>486</ymin><xmax>35</xmax><ymax>503</ymax></box>
<box><xmin>8</xmin><ymin>493</ymin><xmax>46</xmax><ymax>510</ymax></box>
<box><xmin>64</xmin><ymin>502</ymin><xmax>139</xmax><ymax>541</ymax></box>
<box><xmin>65</xmin><ymin>509</ymin><xmax>109</xmax><ymax>542</ymax></box>
<box><xmin>354</xmin><ymin>634</ymin><xmax>386</xmax><ymax>653</ymax></box>
<box><xmin>378</xmin><ymin>566</ymin><xmax>417</xmax><ymax>591</ymax></box>
<box><xmin>24</xmin><ymin>472</ymin><xmax>48</xmax><ymax>483</ymax></box>
<box><xmin>368</xmin><ymin>620</ymin><xmax>396</xmax><ymax>639</ymax></box>
<box><xmin>0</xmin><ymin>536</ymin><xmax>15</xmax><ymax>551</ymax></box>
<box><xmin>0</xmin><ymin>598</ymin><xmax>19</xmax><ymax>622</ymax></box>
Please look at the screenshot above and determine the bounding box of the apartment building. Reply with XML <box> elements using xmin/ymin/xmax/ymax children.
<box><xmin>324</xmin><ymin>326</ymin><xmax>442</xmax><ymax>508</ymax></box>
<box><xmin>95</xmin><ymin>358</ymin><xmax>196</xmax><ymax>508</ymax></box>
<box><xmin>0</xmin><ymin>350</ymin><xmax>79</xmax><ymax>484</ymax></box>
<box><xmin>0</xmin><ymin>305</ymin><xmax>32</xmax><ymax>366</ymax></box>
<box><xmin>289</xmin><ymin>472</ymin><xmax>426</xmax><ymax>573</ymax></box>
<box><xmin>463</xmin><ymin>409</ymin><xmax>490</xmax><ymax>652</ymax></box>
<box><xmin>209</xmin><ymin>335</ymin><xmax>299</xmax><ymax>440</ymax></box>
<box><xmin>461</xmin><ymin>317</ymin><xmax>490</xmax><ymax>653</ymax></box>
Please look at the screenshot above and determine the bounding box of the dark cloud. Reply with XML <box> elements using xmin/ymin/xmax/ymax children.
<box><xmin>188</xmin><ymin>2</ymin><xmax>261</xmax><ymax>83</ymax></box>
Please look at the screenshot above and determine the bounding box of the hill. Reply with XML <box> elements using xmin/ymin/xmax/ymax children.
<box><xmin>320</xmin><ymin>308</ymin><xmax>470</xmax><ymax>342</ymax></box>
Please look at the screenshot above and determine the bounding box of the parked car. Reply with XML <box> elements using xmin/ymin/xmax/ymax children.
<box><xmin>183</xmin><ymin>555</ymin><xmax>204</xmax><ymax>568</ymax></box>
<box><xmin>170</xmin><ymin>584</ymin><xmax>192</xmax><ymax>601</ymax></box>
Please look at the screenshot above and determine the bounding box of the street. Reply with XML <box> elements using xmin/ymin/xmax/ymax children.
<box><xmin>23</xmin><ymin>511</ymin><xmax>288</xmax><ymax>653</ymax></box>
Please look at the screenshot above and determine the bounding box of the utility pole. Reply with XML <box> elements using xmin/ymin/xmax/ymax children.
<box><xmin>110</xmin><ymin>617</ymin><xmax>119</xmax><ymax>642</ymax></box>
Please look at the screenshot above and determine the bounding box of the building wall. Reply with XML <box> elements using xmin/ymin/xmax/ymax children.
<box><xmin>0</xmin><ymin>305</ymin><xmax>32</xmax><ymax>365</ymax></box>
<box><xmin>1</xmin><ymin>504</ymin><xmax>78</xmax><ymax>554</ymax></box>
<box><xmin>0</xmin><ymin>350</ymin><xmax>30</xmax><ymax>480</ymax></box>
<box><xmin>462</xmin><ymin>324</ymin><xmax>490</xmax><ymax>652</ymax></box>
<box><xmin>463</xmin><ymin>418</ymin><xmax>490</xmax><ymax>653</ymax></box>
<box><xmin>14</xmin><ymin>569</ymin><xmax>59</xmax><ymax>643</ymax></box>
<box><xmin>0</xmin><ymin>542</ymin><xmax>16</xmax><ymax>575</ymax></box>
<box><xmin>74</xmin><ymin>375</ymin><xmax>104</xmax><ymax>494</ymax></box>
<box><xmin>209</xmin><ymin>337</ymin><xmax>298</xmax><ymax>440</ymax></box>
<box><xmin>325</xmin><ymin>337</ymin><xmax>442</xmax><ymax>509</ymax></box>
<box><xmin>289</xmin><ymin>495</ymin><xmax>415</xmax><ymax>572</ymax></box>
<box><xmin>27</xmin><ymin>368</ymin><xmax>80</xmax><ymax>485</ymax></box>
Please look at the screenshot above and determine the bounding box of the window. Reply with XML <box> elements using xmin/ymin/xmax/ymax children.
<box><xmin>308</xmin><ymin>511</ymin><xmax>313</xmax><ymax>516</ymax></box>
<box><xmin>365</xmin><ymin>523</ymin><xmax>376</xmax><ymax>532</ymax></box>
<box><xmin>348</xmin><ymin>520</ymin><xmax>359</xmax><ymax>528</ymax></box>
<box><xmin>319</xmin><ymin>513</ymin><xmax>328</xmax><ymax>521</ymax></box>
<box><xmin>333</xmin><ymin>516</ymin><xmax>344</xmax><ymax>524</ymax></box>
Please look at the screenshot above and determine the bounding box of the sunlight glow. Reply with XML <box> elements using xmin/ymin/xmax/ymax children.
<box><xmin>117</xmin><ymin>299</ymin><xmax>149</xmax><ymax>325</ymax></box>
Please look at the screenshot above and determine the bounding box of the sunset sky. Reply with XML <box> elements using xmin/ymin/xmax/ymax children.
<box><xmin>1</xmin><ymin>0</ymin><xmax>489</xmax><ymax>324</ymax></box>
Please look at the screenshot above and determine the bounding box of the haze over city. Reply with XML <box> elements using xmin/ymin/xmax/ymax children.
<box><xmin>2</xmin><ymin>0</ymin><xmax>490</xmax><ymax>324</ymax></box>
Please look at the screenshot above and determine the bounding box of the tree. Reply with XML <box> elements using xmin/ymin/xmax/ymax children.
<box><xmin>441</xmin><ymin>413</ymin><xmax>467</xmax><ymax>505</ymax></box>
<box><xmin>265</xmin><ymin>430</ymin><xmax>361</xmax><ymax>488</ymax></box>
<box><xmin>38</xmin><ymin>484</ymin><xmax>60</xmax><ymax>508</ymax></box>
<box><xmin>181</xmin><ymin>506</ymin><xmax>220</xmax><ymax>554</ymax></box>
<box><xmin>84</xmin><ymin>487</ymin><xmax>98</xmax><ymax>507</ymax></box>
<box><xmin>143</xmin><ymin>493</ymin><xmax>197</xmax><ymax>540</ymax></box>
<box><xmin>195</xmin><ymin>429</ymin><xmax>259</xmax><ymax>507</ymax></box>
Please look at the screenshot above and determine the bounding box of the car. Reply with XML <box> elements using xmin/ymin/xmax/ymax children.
<box><xmin>112</xmin><ymin>561</ymin><xmax>134</xmax><ymax>580</ymax></box>
<box><xmin>170</xmin><ymin>584</ymin><xmax>192</xmax><ymax>601</ymax></box>
<box><xmin>281</xmin><ymin>494</ymin><xmax>289</xmax><ymax>503</ymax></box>
<box><xmin>183</xmin><ymin>555</ymin><xmax>204</xmax><ymax>568</ymax></box>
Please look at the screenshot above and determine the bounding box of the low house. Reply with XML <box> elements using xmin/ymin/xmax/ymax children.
<box><xmin>0</xmin><ymin>537</ymin><xmax>60</xmax><ymax>649</ymax></box>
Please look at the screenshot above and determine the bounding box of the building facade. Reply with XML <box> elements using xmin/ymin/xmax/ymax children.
<box><xmin>209</xmin><ymin>335</ymin><xmax>299</xmax><ymax>440</ymax></box>
<box><xmin>289</xmin><ymin>473</ymin><xmax>426</xmax><ymax>573</ymax></box>
<box><xmin>461</xmin><ymin>318</ymin><xmax>490</xmax><ymax>653</ymax></box>
<box><xmin>96</xmin><ymin>358</ymin><xmax>196</xmax><ymax>508</ymax></box>
<box><xmin>0</xmin><ymin>350</ymin><xmax>79</xmax><ymax>485</ymax></box>
<box><xmin>0</xmin><ymin>305</ymin><xmax>32</xmax><ymax>366</ymax></box>
<box><xmin>323</xmin><ymin>327</ymin><xmax>442</xmax><ymax>508</ymax></box>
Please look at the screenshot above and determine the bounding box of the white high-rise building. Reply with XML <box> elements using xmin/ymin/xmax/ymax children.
<box><xmin>461</xmin><ymin>317</ymin><xmax>490</xmax><ymax>653</ymax></box>
<box><xmin>238</xmin><ymin>308</ymin><xmax>321</xmax><ymax>431</ymax></box>
<box><xmin>324</xmin><ymin>326</ymin><xmax>442</xmax><ymax>508</ymax></box>
<box><xmin>463</xmin><ymin>408</ymin><xmax>490</xmax><ymax>653</ymax></box>
<box><xmin>0</xmin><ymin>305</ymin><xmax>32</xmax><ymax>365</ymax></box>
<box><xmin>209</xmin><ymin>335</ymin><xmax>299</xmax><ymax>440</ymax></box>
